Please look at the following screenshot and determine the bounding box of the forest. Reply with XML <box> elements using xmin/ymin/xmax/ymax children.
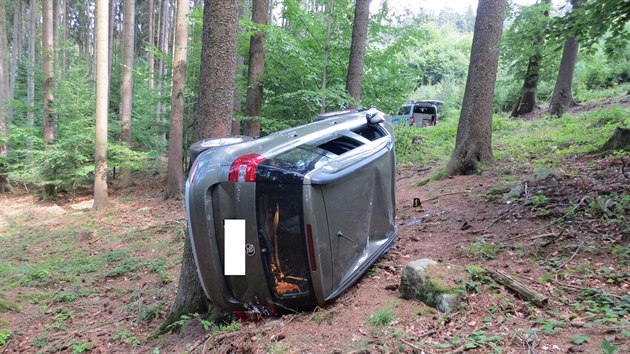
<box><xmin>0</xmin><ymin>0</ymin><xmax>628</xmax><ymax>196</ymax></box>
<box><xmin>0</xmin><ymin>0</ymin><xmax>629</xmax><ymax>353</ymax></box>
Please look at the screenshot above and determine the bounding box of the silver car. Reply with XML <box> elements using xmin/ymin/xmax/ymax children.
<box><xmin>186</xmin><ymin>108</ymin><xmax>397</xmax><ymax>317</ymax></box>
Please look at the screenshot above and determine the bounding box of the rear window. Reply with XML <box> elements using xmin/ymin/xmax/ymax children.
<box><xmin>398</xmin><ymin>106</ymin><xmax>412</xmax><ymax>115</ymax></box>
<box><xmin>413</xmin><ymin>105</ymin><xmax>436</xmax><ymax>114</ymax></box>
<box><xmin>261</xmin><ymin>146</ymin><xmax>334</xmax><ymax>175</ymax></box>
<box><xmin>261</xmin><ymin>124</ymin><xmax>387</xmax><ymax>176</ymax></box>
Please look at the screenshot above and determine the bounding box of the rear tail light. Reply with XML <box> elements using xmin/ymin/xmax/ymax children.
<box><xmin>228</xmin><ymin>153</ymin><xmax>266</xmax><ymax>182</ymax></box>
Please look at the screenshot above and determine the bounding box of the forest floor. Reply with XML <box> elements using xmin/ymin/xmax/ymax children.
<box><xmin>1</xmin><ymin>100</ymin><xmax>629</xmax><ymax>353</ymax></box>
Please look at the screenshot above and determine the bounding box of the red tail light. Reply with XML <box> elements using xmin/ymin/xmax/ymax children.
<box><xmin>228</xmin><ymin>153</ymin><xmax>266</xmax><ymax>182</ymax></box>
<box><xmin>306</xmin><ymin>224</ymin><xmax>317</xmax><ymax>271</ymax></box>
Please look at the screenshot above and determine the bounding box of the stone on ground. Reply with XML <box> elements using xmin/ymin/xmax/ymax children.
<box><xmin>400</xmin><ymin>258</ymin><xmax>482</xmax><ymax>313</ymax></box>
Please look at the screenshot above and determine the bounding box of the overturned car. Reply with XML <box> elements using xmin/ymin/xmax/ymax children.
<box><xmin>186</xmin><ymin>108</ymin><xmax>396</xmax><ymax>317</ymax></box>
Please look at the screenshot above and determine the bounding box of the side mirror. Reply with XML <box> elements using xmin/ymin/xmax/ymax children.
<box><xmin>366</xmin><ymin>113</ymin><xmax>384</xmax><ymax>125</ymax></box>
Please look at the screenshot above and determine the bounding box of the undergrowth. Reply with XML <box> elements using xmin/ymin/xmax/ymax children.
<box><xmin>394</xmin><ymin>102</ymin><xmax>629</xmax><ymax>172</ymax></box>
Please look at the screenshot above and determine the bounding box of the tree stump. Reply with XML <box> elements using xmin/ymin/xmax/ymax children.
<box><xmin>600</xmin><ymin>127</ymin><xmax>630</xmax><ymax>152</ymax></box>
<box><xmin>0</xmin><ymin>175</ymin><xmax>13</xmax><ymax>193</ymax></box>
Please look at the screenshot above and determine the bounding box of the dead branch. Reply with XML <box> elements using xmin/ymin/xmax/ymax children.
<box><xmin>476</xmin><ymin>208</ymin><xmax>512</xmax><ymax>233</ymax></box>
<box><xmin>503</xmin><ymin>196</ymin><xmax>589</xmax><ymax>241</ymax></box>
<box><xmin>400</xmin><ymin>338</ymin><xmax>424</xmax><ymax>352</ymax></box>
<box><xmin>540</xmin><ymin>229</ymin><xmax>566</xmax><ymax>247</ymax></box>
<box><xmin>1</xmin><ymin>339</ymin><xmax>11</xmax><ymax>354</ymax></box>
<box><xmin>489</xmin><ymin>269</ymin><xmax>549</xmax><ymax>307</ymax></box>
<box><xmin>189</xmin><ymin>329</ymin><xmax>248</xmax><ymax>354</ymax></box>
<box><xmin>529</xmin><ymin>232</ymin><xmax>557</xmax><ymax>240</ymax></box>
<box><xmin>422</xmin><ymin>190</ymin><xmax>471</xmax><ymax>204</ymax></box>
<box><xmin>556</xmin><ymin>241</ymin><xmax>585</xmax><ymax>270</ymax></box>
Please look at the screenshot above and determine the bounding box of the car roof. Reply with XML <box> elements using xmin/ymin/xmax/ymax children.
<box><xmin>407</xmin><ymin>100</ymin><xmax>444</xmax><ymax>106</ymax></box>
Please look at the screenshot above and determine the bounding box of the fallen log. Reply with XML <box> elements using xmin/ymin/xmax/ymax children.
<box><xmin>489</xmin><ymin>269</ymin><xmax>549</xmax><ymax>307</ymax></box>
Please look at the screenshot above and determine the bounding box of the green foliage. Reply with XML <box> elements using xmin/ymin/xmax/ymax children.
<box><xmin>600</xmin><ymin>339</ymin><xmax>617</xmax><ymax>354</ymax></box>
<box><xmin>464</xmin><ymin>331</ymin><xmax>503</xmax><ymax>352</ymax></box>
<box><xmin>534</xmin><ymin>317</ymin><xmax>565</xmax><ymax>334</ymax></box>
<box><xmin>112</xmin><ymin>330</ymin><xmax>141</xmax><ymax>346</ymax></box>
<box><xmin>52</xmin><ymin>288</ymin><xmax>91</xmax><ymax>304</ymax></box>
<box><xmin>586</xmin><ymin>194</ymin><xmax>630</xmax><ymax>229</ymax></box>
<box><xmin>71</xmin><ymin>341</ymin><xmax>93</xmax><ymax>354</ymax></box>
<box><xmin>106</xmin><ymin>258</ymin><xmax>142</xmax><ymax>278</ymax></box>
<box><xmin>573</xmin><ymin>288</ymin><xmax>630</xmax><ymax>325</ymax></box>
<box><xmin>530</xmin><ymin>194</ymin><xmax>548</xmax><ymax>207</ymax></box>
<box><xmin>0</xmin><ymin>327</ymin><xmax>11</xmax><ymax>346</ymax></box>
<box><xmin>557</xmin><ymin>1</ymin><xmax>630</xmax><ymax>57</ymax></box>
<box><xmin>166</xmin><ymin>313</ymin><xmax>219</xmax><ymax>333</ymax></box>
<box><xmin>368</xmin><ymin>306</ymin><xmax>395</xmax><ymax>326</ymax></box>
<box><xmin>6</xmin><ymin>63</ymin><xmax>151</xmax><ymax>193</ymax></box>
<box><xmin>494</xmin><ymin>107</ymin><xmax>630</xmax><ymax>168</ymax></box>
<box><xmin>394</xmin><ymin>121</ymin><xmax>457</xmax><ymax>166</ymax></box>
<box><xmin>571</xmin><ymin>334</ymin><xmax>590</xmax><ymax>345</ymax></box>
<box><xmin>464</xmin><ymin>238</ymin><xmax>504</xmax><ymax>260</ymax></box>
<box><xmin>0</xmin><ymin>298</ymin><xmax>21</xmax><ymax>313</ymax></box>
<box><xmin>47</xmin><ymin>309</ymin><xmax>75</xmax><ymax>331</ymax></box>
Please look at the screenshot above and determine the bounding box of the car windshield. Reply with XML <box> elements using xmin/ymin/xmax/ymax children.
<box><xmin>397</xmin><ymin>105</ymin><xmax>412</xmax><ymax>115</ymax></box>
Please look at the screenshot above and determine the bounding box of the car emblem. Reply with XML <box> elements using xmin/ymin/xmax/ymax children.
<box><xmin>245</xmin><ymin>244</ymin><xmax>256</xmax><ymax>256</ymax></box>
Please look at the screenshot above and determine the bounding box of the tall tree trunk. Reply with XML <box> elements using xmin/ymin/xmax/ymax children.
<box><xmin>148</xmin><ymin>0</ymin><xmax>155</xmax><ymax>90</ymax></box>
<box><xmin>194</xmin><ymin>0</ymin><xmax>239</xmax><ymax>139</ymax></box>
<box><xmin>548</xmin><ymin>0</ymin><xmax>580</xmax><ymax>118</ymax></box>
<box><xmin>27</xmin><ymin>0</ymin><xmax>36</xmax><ymax>138</ymax></box>
<box><xmin>119</xmin><ymin>0</ymin><xmax>136</xmax><ymax>188</ymax></box>
<box><xmin>156</xmin><ymin>0</ymin><xmax>170</xmax><ymax>131</ymax></box>
<box><xmin>53</xmin><ymin>0</ymin><xmax>59</xmax><ymax>70</ymax></box>
<box><xmin>42</xmin><ymin>0</ymin><xmax>56</xmax><ymax>144</ymax></box>
<box><xmin>165</xmin><ymin>0</ymin><xmax>189</xmax><ymax>199</ymax></box>
<box><xmin>9</xmin><ymin>0</ymin><xmax>23</xmax><ymax>100</ymax></box>
<box><xmin>243</xmin><ymin>0</ymin><xmax>269</xmax><ymax>137</ymax></box>
<box><xmin>61</xmin><ymin>0</ymin><xmax>68</xmax><ymax>76</ymax></box>
<box><xmin>511</xmin><ymin>52</ymin><xmax>542</xmax><ymax>117</ymax></box>
<box><xmin>108</xmin><ymin>0</ymin><xmax>115</xmax><ymax>82</ymax></box>
<box><xmin>511</xmin><ymin>0</ymin><xmax>550</xmax><ymax>118</ymax></box>
<box><xmin>94</xmin><ymin>0</ymin><xmax>110</xmax><ymax>209</ymax></box>
<box><xmin>232</xmin><ymin>0</ymin><xmax>251</xmax><ymax>135</ymax></box>
<box><xmin>548</xmin><ymin>36</ymin><xmax>579</xmax><ymax>117</ymax></box>
<box><xmin>320</xmin><ymin>0</ymin><xmax>333</xmax><ymax>114</ymax></box>
<box><xmin>447</xmin><ymin>0</ymin><xmax>505</xmax><ymax>176</ymax></box>
<box><xmin>161</xmin><ymin>0</ymin><xmax>239</xmax><ymax>330</ymax></box>
<box><xmin>345</xmin><ymin>0</ymin><xmax>370</xmax><ymax>108</ymax></box>
<box><xmin>0</xmin><ymin>0</ymin><xmax>9</xmax><ymax>158</ymax></box>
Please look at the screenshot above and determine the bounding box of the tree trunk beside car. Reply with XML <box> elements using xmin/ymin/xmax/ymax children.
<box><xmin>161</xmin><ymin>0</ymin><xmax>240</xmax><ymax>332</ymax></box>
<box><xmin>243</xmin><ymin>0</ymin><xmax>269</xmax><ymax>137</ymax></box>
<box><xmin>447</xmin><ymin>0</ymin><xmax>506</xmax><ymax>176</ymax></box>
<box><xmin>346</xmin><ymin>0</ymin><xmax>370</xmax><ymax>108</ymax></box>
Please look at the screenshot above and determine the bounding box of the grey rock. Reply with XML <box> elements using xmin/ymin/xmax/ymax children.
<box><xmin>502</xmin><ymin>184</ymin><xmax>523</xmax><ymax>203</ymax></box>
<box><xmin>399</xmin><ymin>258</ymin><xmax>466</xmax><ymax>313</ymax></box>
<box><xmin>531</xmin><ymin>168</ymin><xmax>563</xmax><ymax>182</ymax></box>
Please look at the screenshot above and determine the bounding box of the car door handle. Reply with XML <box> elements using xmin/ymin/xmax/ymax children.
<box><xmin>337</xmin><ymin>231</ymin><xmax>354</xmax><ymax>243</ymax></box>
